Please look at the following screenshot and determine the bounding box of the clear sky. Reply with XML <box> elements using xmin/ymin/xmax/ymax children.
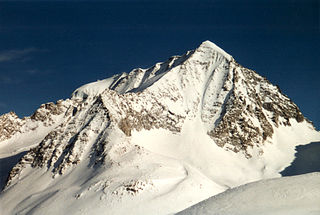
<box><xmin>0</xmin><ymin>0</ymin><xmax>319</xmax><ymax>129</ymax></box>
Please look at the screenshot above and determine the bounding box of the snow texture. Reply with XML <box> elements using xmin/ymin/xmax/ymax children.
<box><xmin>177</xmin><ymin>172</ymin><xmax>320</xmax><ymax>215</ymax></box>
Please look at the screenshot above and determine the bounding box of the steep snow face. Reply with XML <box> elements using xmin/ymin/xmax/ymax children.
<box><xmin>1</xmin><ymin>40</ymin><xmax>320</xmax><ymax>215</ymax></box>
<box><xmin>177</xmin><ymin>172</ymin><xmax>320</xmax><ymax>215</ymax></box>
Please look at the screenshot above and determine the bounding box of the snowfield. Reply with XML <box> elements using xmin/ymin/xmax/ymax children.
<box><xmin>177</xmin><ymin>172</ymin><xmax>320</xmax><ymax>215</ymax></box>
<box><xmin>1</xmin><ymin>41</ymin><xmax>320</xmax><ymax>215</ymax></box>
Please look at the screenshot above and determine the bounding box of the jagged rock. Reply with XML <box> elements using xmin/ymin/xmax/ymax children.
<box><xmin>0</xmin><ymin>112</ymin><xmax>23</xmax><ymax>142</ymax></box>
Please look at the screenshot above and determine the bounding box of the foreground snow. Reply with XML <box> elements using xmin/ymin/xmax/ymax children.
<box><xmin>177</xmin><ymin>172</ymin><xmax>320</xmax><ymax>215</ymax></box>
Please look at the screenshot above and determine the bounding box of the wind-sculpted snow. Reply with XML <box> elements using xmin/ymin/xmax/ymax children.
<box><xmin>177</xmin><ymin>172</ymin><xmax>320</xmax><ymax>215</ymax></box>
<box><xmin>1</xmin><ymin>40</ymin><xmax>320</xmax><ymax>215</ymax></box>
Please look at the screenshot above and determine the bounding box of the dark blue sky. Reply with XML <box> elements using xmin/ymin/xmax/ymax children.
<box><xmin>0</xmin><ymin>0</ymin><xmax>319</xmax><ymax>129</ymax></box>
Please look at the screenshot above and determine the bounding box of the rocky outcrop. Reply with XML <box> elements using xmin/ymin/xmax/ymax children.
<box><xmin>30</xmin><ymin>100</ymin><xmax>65</xmax><ymax>125</ymax></box>
<box><xmin>208</xmin><ymin>63</ymin><xmax>307</xmax><ymax>156</ymax></box>
<box><xmin>0</xmin><ymin>100</ymin><xmax>70</xmax><ymax>144</ymax></box>
<box><xmin>0</xmin><ymin>112</ymin><xmax>23</xmax><ymax>142</ymax></box>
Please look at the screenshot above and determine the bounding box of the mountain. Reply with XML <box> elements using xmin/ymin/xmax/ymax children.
<box><xmin>0</xmin><ymin>41</ymin><xmax>319</xmax><ymax>214</ymax></box>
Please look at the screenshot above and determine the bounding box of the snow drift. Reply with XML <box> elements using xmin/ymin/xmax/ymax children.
<box><xmin>177</xmin><ymin>172</ymin><xmax>320</xmax><ymax>215</ymax></box>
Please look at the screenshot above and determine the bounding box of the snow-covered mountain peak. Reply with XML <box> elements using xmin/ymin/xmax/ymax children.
<box><xmin>32</xmin><ymin>41</ymin><xmax>318</xmax><ymax>157</ymax></box>
<box><xmin>71</xmin><ymin>40</ymin><xmax>233</xmax><ymax>100</ymax></box>
<box><xmin>196</xmin><ymin>40</ymin><xmax>233</xmax><ymax>61</ymax></box>
<box><xmin>1</xmin><ymin>40</ymin><xmax>320</xmax><ymax>215</ymax></box>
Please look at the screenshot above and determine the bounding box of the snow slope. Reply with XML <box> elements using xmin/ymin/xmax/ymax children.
<box><xmin>0</xmin><ymin>100</ymin><xmax>73</xmax><ymax>189</ymax></box>
<box><xmin>1</xmin><ymin>40</ymin><xmax>320</xmax><ymax>215</ymax></box>
<box><xmin>177</xmin><ymin>172</ymin><xmax>320</xmax><ymax>215</ymax></box>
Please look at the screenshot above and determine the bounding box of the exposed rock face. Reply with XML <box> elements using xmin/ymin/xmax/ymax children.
<box><xmin>0</xmin><ymin>112</ymin><xmax>23</xmax><ymax>142</ymax></box>
<box><xmin>0</xmin><ymin>100</ymin><xmax>69</xmax><ymax>143</ymax></box>
<box><xmin>1</xmin><ymin>40</ymin><xmax>314</xmax><ymax>190</ymax></box>
<box><xmin>208</xmin><ymin>64</ymin><xmax>305</xmax><ymax>157</ymax></box>
<box><xmin>30</xmin><ymin>101</ymin><xmax>65</xmax><ymax>124</ymax></box>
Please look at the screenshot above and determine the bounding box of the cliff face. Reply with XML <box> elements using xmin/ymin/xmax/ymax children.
<box><xmin>0</xmin><ymin>112</ymin><xmax>22</xmax><ymax>142</ymax></box>
<box><xmin>1</xmin><ymin>41</ymin><xmax>319</xmax><ymax>215</ymax></box>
